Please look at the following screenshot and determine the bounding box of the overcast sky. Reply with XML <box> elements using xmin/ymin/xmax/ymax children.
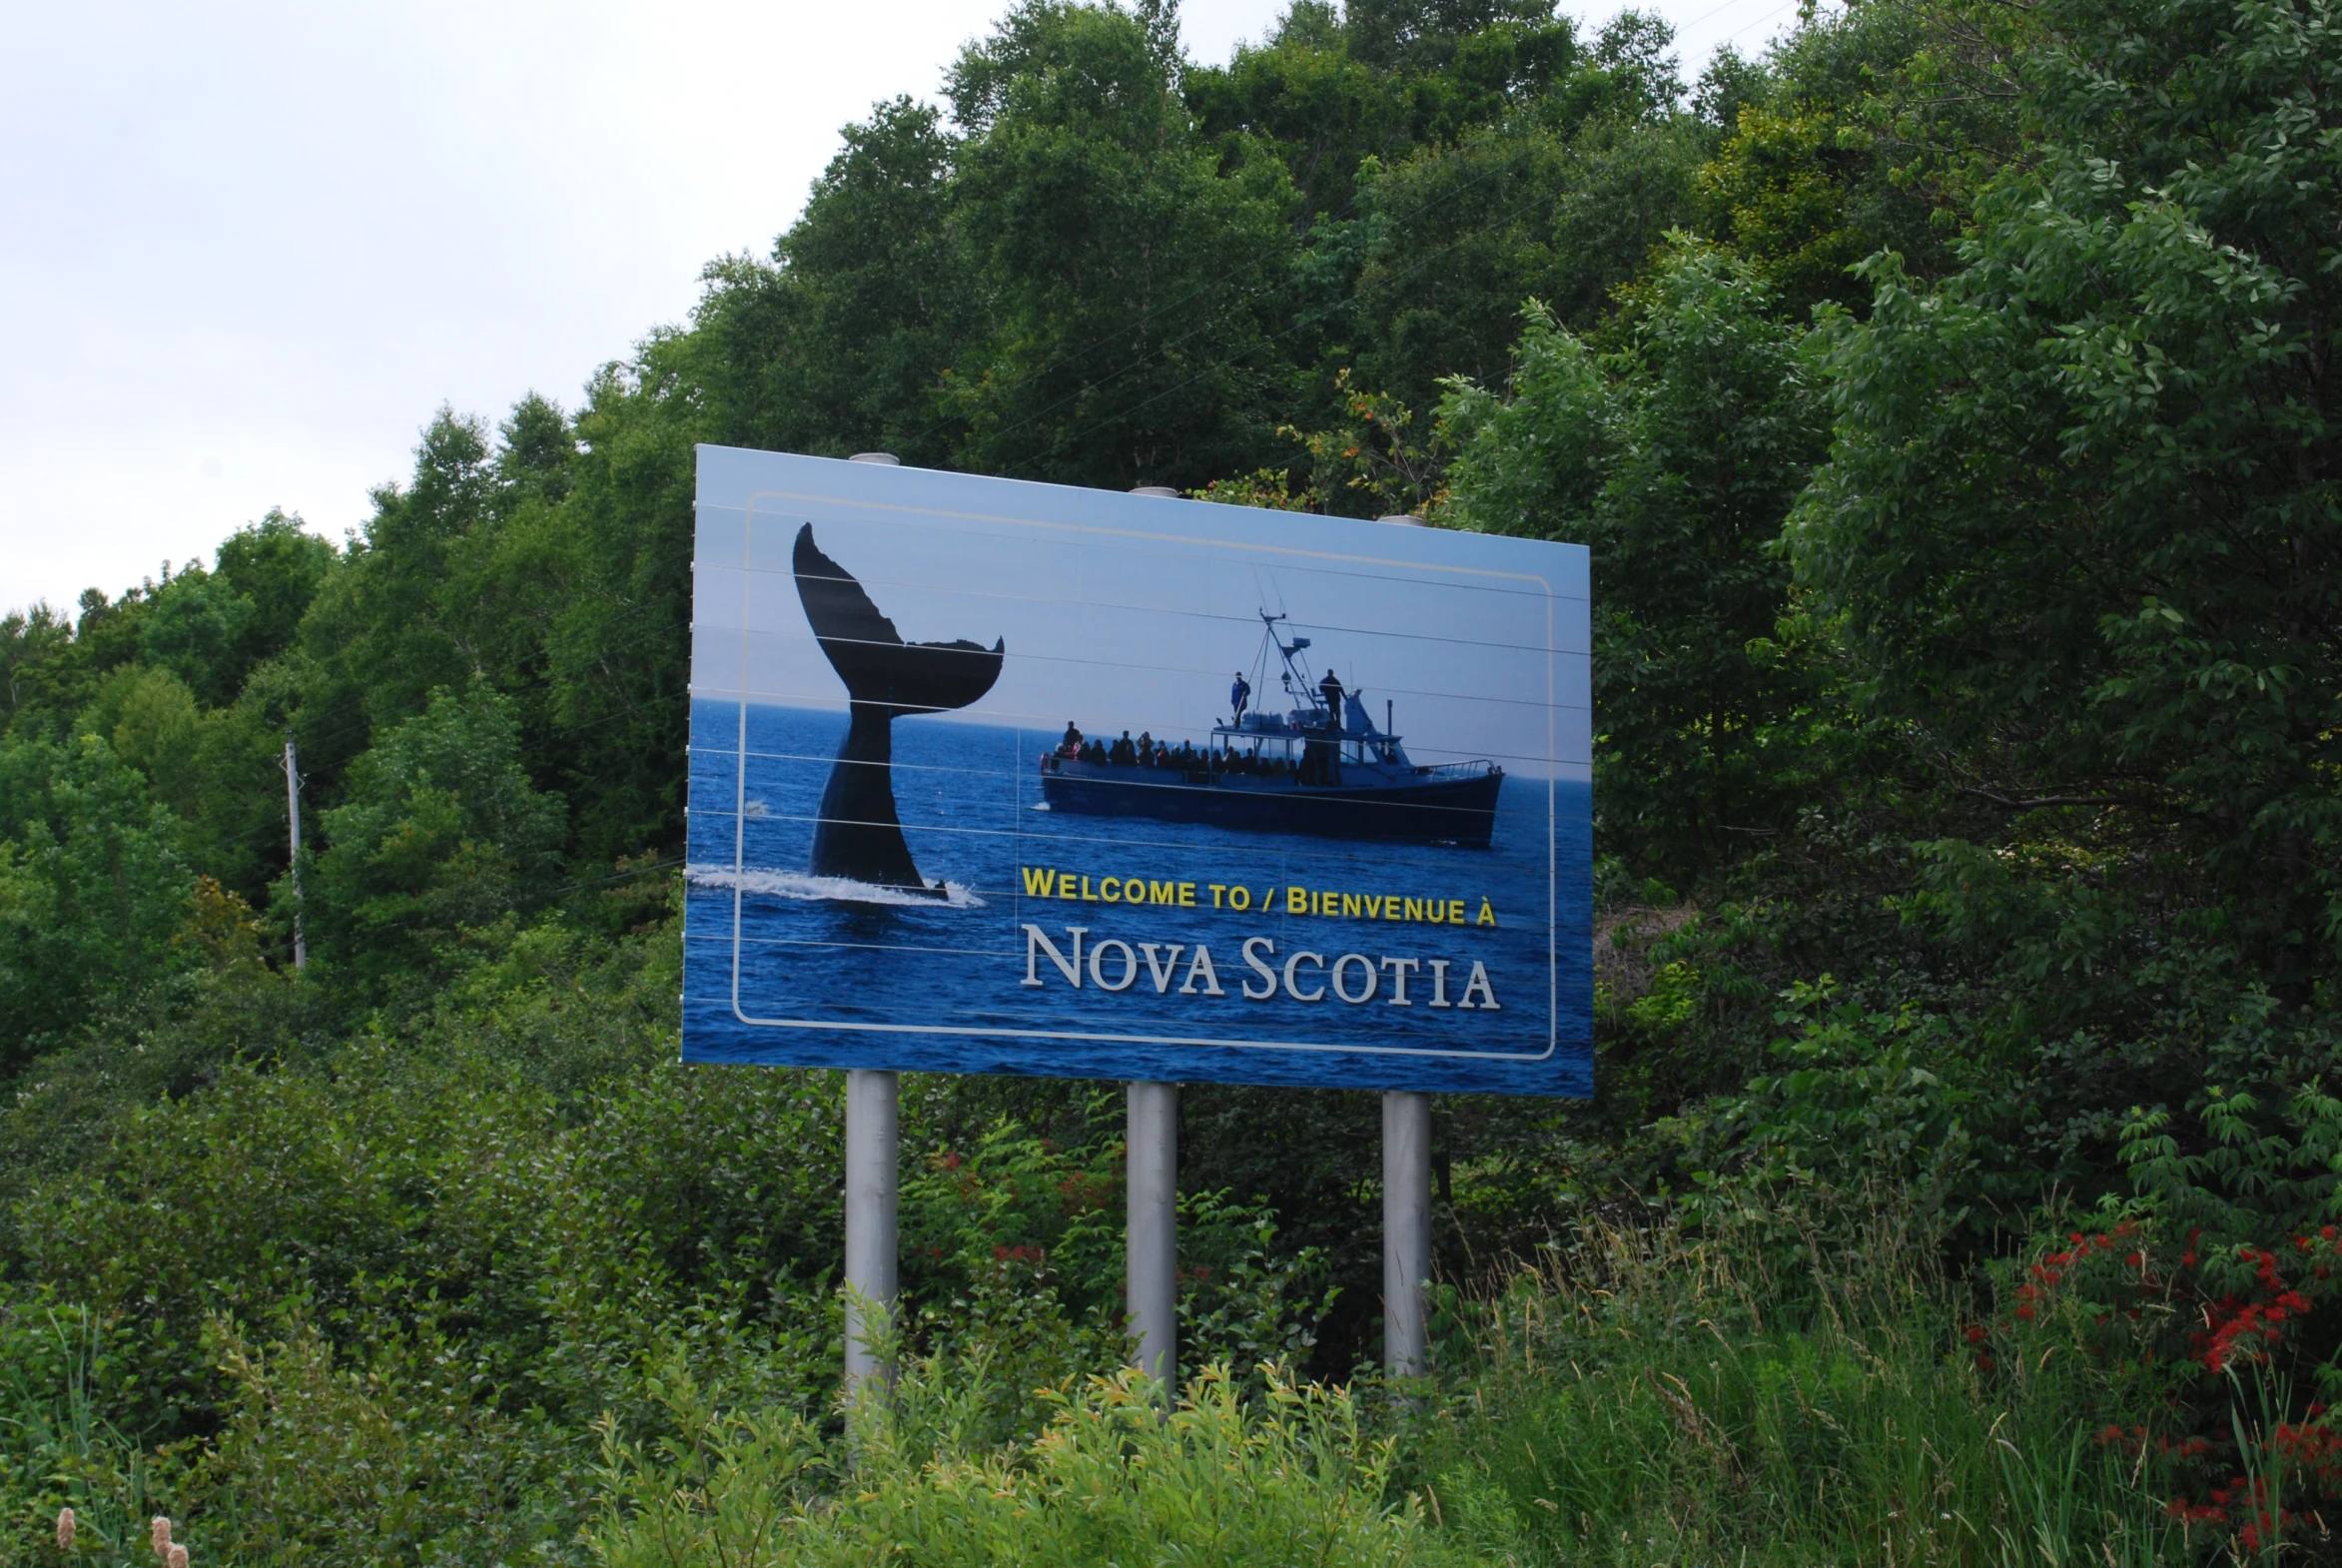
<box><xmin>1</xmin><ymin>0</ymin><xmax>1805</xmax><ymax>619</ymax></box>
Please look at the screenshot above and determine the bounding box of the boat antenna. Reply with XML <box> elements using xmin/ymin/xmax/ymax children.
<box><xmin>1249</xmin><ymin>610</ymin><xmax>1281</xmax><ymax>707</ymax></box>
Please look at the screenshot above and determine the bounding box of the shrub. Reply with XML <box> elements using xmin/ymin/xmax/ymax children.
<box><xmin>589</xmin><ymin>1353</ymin><xmax>1454</xmax><ymax>1567</ymax></box>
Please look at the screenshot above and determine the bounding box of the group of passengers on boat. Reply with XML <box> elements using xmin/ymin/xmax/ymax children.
<box><xmin>1051</xmin><ymin>667</ymin><xmax>1360</xmax><ymax>784</ymax></box>
<box><xmin>1057</xmin><ymin>724</ymin><xmax>1190</xmax><ymax>768</ymax></box>
<box><xmin>1052</xmin><ymin>721</ymin><xmax>1317</xmax><ymax>780</ymax></box>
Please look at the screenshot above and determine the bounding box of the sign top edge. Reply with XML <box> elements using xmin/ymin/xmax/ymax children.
<box><xmin>691</xmin><ymin>444</ymin><xmax>1588</xmax><ymax>595</ymax></box>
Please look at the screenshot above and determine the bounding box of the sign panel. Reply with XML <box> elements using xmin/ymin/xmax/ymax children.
<box><xmin>684</xmin><ymin>446</ymin><xmax>1592</xmax><ymax>1096</ymax></box>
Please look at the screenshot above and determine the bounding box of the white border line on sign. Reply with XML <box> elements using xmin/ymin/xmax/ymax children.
<box><xmin>720</xmin><ymin>486</ymin><xmax>1568</xmax><ymax>1064</ymax></box>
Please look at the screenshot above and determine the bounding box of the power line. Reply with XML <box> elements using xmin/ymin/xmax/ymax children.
<box><xmin>1723</xmin><ymin>0</ymin><xmax>1802</xmax><ymax>46</ymax></box>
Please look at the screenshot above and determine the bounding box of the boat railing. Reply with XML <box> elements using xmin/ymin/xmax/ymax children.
<box><xmin>1219</xmin><ymin>709</ymin><xmax>1327</xmax><ymax>736</ymax></box>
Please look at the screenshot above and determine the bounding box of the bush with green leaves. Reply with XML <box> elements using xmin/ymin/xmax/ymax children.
<box><xmin>900</xmin><ymin>1112</ymin><xmax>1336</xmax><ymax>1419</ymax></box>
<box><xmin>590</xmin><ymin>1354</ymin><xmax>1452</xmax><ymax>1568</ymax></box>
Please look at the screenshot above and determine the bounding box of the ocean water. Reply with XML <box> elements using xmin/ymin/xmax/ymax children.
<box><xmin>682</xmin><ymin>700</ymin><xmax>1592</xmax><ymax>1096</ymax></box>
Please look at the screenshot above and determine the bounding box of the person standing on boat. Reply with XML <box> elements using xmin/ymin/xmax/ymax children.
<box><xmin>1230</xmin><ymin>671</ymin><xmax>1250</xmax><ymax>725</ymax></box>
<box><xmin>1303</xmin><ymin>668</ymin><xmax>1345</xmax><ymax>785</ymax></box>
<box><xmin>1061</xmin><ymin>721</ymin><xmax>1083</xmax><ymax>756</ymax></box>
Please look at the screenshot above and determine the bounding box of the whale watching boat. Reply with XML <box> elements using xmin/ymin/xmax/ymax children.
<box><xmin>1037</xmin><ymin>611</ymin><xmax>1504</xmax><ymax>845</ymax></box>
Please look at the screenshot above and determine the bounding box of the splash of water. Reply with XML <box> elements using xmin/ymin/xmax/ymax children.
<box><xmin>686</xmin><ymin>864</ymin><xmax>986</xmax><ymax>909</ymax></box>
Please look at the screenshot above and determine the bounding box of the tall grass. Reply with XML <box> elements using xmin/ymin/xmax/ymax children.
<box><xmin>588</xmin><ymin>1195</ymin><xmax>2230</xmax><ymax>1567</ymax></box>
<box><xmin>1415</xmin><ymin>1197</ymin><xmax>2190</xmax><ymax>1565</ymax></box>
<box><xmin>0</xmin><ymin>1303</ymin><xmax>181</xmax><ymax>1567</ymax></box>
<box><xmin>16</xmin><ymin>1178</ymin><xmax>2245</xmax><ymax>1564</ymax></box>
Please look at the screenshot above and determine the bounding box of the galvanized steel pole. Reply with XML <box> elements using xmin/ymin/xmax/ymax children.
<box><xmin>282</xmin><ymin>735</ymin><xmax>306</xmax><ymax>970</ymax></box>
<box><xmin>843</xmin><ymin>1069</ymin><xmax>899</xmax><ymax>1390</ymax></box>
<box><xmin>1126</xmin><ymin>1081</ymin><xmax>1179</xmax><ymax>1393</ymax></box>
<box><xmin>1383</xmin><ymin>1090</ymin><xmax>1432</xmax><ymax>1377</ymax></box>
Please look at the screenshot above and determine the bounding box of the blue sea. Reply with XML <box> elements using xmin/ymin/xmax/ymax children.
<box><xmin>682</xmin><ymin>700</ymin><xmax>1592</xmax><ymax>1096</ymax></box>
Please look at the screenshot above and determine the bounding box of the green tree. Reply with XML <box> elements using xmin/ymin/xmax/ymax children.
<box><xmin>301</xmin><ymin>680</ymin><xmax>566</xmax><ymax>995</ymax></box>
<box><xmin>64</xmin><ymin>665</ymin><xmax>295</xmax><ymax>907</ymax></box>
<box><xmin>1188</xmin><ymin>0</ymin><xmax>1578</xmax><ymax>226</ymax></box>
<box><xmin>3</xmin><ymin>585</ymin><xmax>162</xmax><ymax>737</ymax></box>
<box><xmin>0</xmin><ymin>603</ymin><xmax>76</xmax><ymax>735</ymax></box>
<box><xmin>691</xmin><ymin>100</ymin><xmax>979</xmax><ymax>465</ymax></box>
<box><xmin>1793</xmin><ymin>0</ymin><xmax>2342</xmax><ymax>1006</ymax></box>
<box><xmin>289</xmin><ymin>399</ymin><xmax>627</xmax><ymax>861</ymax></box>
<box><xmin>528</xmin><ymin>373</ymin><xmax>697</xmax><ymax>865</ymax></box>
<box><xmin>1693</xmin><ymin>0</ymin><xmax>2033</xmax><ymax>321</ymax></box>
<box><xmin>941</xmin><ymin>0</ymin><xmax>1302</xmax><ymax>488</ymax></box>
<box><xmin>141</xmin><ymin>565</ymin><xmax>257</xmax><ymax>709</ymax></box>
<box><xmin>298</xmin><ymin>410</ymin><xmax>498</xmax><ymax>774</ymax></box>
<box><xmin>1445</xmin><ymin>242</ymin><xmax>1825</xmax><ymax>877</ymax></box>
<box><xmin>213</xmin><ymin>508</ymin><xmax>340</xmax><ymax>677</ymax></box>
<box><xmin>0</xmin><ymin>734</ymin><xmax>195</xmax><ymax>1067</ymax></box>
<box><xmin>1305</xmin><ymin>12</ymin><xmax>1705</xmax><ymax>431</ymax></box>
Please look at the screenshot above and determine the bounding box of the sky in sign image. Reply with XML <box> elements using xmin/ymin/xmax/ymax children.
<box><xmin>683</xmin><ymin>446</ymin><xmax>1593</xmax><ymax>1096</ymax></box>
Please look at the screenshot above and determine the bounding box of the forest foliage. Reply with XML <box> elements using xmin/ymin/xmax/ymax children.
<box><xmin>5</xmin><ymin>0</ymin><xmax>2342</xmax><ymax>1559</ymax></box>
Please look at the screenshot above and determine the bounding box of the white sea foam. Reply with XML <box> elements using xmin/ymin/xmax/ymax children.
<box><xmin>686</xmin><ymin>864</ymin><xmax>986</xmax><ymax>909</ymax></box>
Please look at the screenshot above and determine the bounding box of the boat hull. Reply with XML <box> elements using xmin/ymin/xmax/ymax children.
<box><xmin>1038</xmin><ymin>762</ymin><xmax>1503</xmax><ymax>845</ymax></box>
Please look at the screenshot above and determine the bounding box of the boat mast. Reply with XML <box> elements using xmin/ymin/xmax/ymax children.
<box><xmin>1253</xmin><ymin>608</ymin><xmax>1325</xmax><ymax>721</ymax></box>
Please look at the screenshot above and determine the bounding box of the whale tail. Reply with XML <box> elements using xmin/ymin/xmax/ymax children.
<box><xmin>792</xmin><ymin>524</ymin><xmax>1003</xmax><ymax>893</ymax></box>
<box><xmin>793</xmin><ymin>525</ymin><xmax>1003</xmax><ymax>715</ymax></box>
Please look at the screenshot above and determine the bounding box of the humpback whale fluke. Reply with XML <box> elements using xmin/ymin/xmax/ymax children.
<box><xmin>792</xmin><ymin>524</ymin><xmax>1003</xmax><ymax>894</ymax></box>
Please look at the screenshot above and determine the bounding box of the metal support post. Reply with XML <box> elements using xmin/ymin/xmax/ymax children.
<box><xmin>843</xmin><ymin>1069</ymin><xmax>899</xmax><ymax>1390</ymax></box>
<box><xmin>1383</xmin><ymin>1090</ymin><xmax>1432</xmax><ymax>1377</ymax></box>
<box><xmin>282</xmin><ymin>735</ymin><xmax>306</xmax><ymax>970</ymax></box>
<box><xmin>1126</xmin><ymin>1081</ymin><xmax>1179</xmax><ymax>1393</ymax></box>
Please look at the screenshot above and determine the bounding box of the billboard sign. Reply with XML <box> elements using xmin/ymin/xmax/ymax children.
<box><xmin>684</xmin><ymin>446</ymin><xmax>1592</xmax><ymax>1096</ymax></box>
